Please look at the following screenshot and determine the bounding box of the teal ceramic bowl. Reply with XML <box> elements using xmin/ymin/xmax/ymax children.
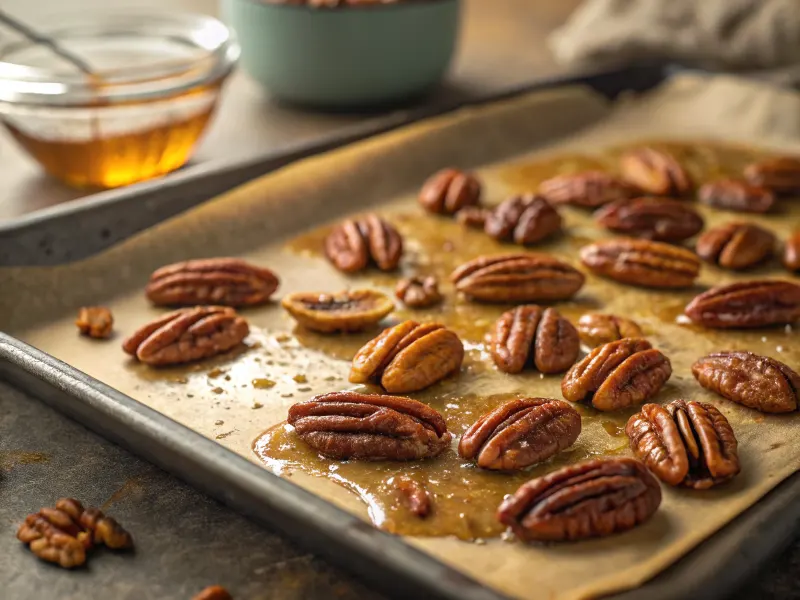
<box><xmin>221</xmin><ymin>0</ymin><xmax>460</xmax><ymax>108</ymax></box>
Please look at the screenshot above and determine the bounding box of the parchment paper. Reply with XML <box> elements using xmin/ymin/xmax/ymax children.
<box><xmin>1</xmin><ymin>74</ymin><xmax>799</xmax><ymax>600</ymax></box>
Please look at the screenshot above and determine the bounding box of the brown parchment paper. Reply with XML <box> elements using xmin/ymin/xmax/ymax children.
<box><xmin>1</xmin><ymin>74</ymin><xmax>799</xmax><ymax>600</ymax></box>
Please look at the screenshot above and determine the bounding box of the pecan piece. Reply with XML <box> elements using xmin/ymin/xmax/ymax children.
<box><xmin>349</xmin><ymin>320</ymin><xmax>464</xmax><ymax>393</ymax></box>
<box><xmin>784</xmin><ymin>230</ymin><xmax>800</xmax><ymax>272</ymax></box>
<box><xmin>538</xmin><ymin>171</ymin><xmax>637</xmax><ymax>208</ymax></box>
<box><xmin>451</xmin><ymin>254</ymin><xmax>585</xmax><ymax>303</ymax></box>
<box><xmin>122</xmin><ymin>306</ymin><xmax>249</xmax><ymax>366</ymax></box>
<box><xmin>619</xmin><ymin>147</ymin><xmax>692</xmax><ymax>196</ymax></box>
<box><xmin>395</xmin><ymin>276</ymin><xmax>443</xmax><ymax>308</ymax></box>
<box><xmin>561</xmin><ymin>338</ymin><xmax>671</xmax><ymax>411</ymax></box>
<box><xmin>325</xmin><ymin>214</ymin><xmax>403</xmax><ymax>273</ymax></box>
<box><xmin>626</xmin><ymin>400</ymin><xmax>740</xmax><ymax>489</ymax></box>
<box><xmin>281</xmin><ymin>289</ymin><xmax>393</xmax><ymax>333</ymax></box>
<box><xmin>698</xmin><ymin>179</ymin><xmax>774</xmax><ymax>213</ymax></box>
<box><xmin>744</xmin><ymin>156</ymin><xmax>800</xmax><ymax>194</ymax></box>
<box><xmin>692</xmin><ymin>351</ymin><xmax>799</xmax><ymax>413</ymax></box>
<box><xmin>497</xmin><ymin>457</ymin><xmax>661</xmax><ymax>542</ymax></box>
<box><xmin>577</xmin><ymin>313</ymin><xmax>644</xmax><ymax>348</ymax></box>
<box><xmin>490</xmin><ymin>305</ymin><xmax>579</xmax><ymax>374</ymax></box>
<box><xmin>484</xmin><ymin>195</ymin><xmax>562</xmax><ymax>245</ymax></box>
<box><xmin>696</xmin><ymin>222</ymin><xmax>775</xmax><ymax>270</ymax></box>
<box><xmin>192</xmin><ymin>586</ymin><xmax>233</xmax><ymax>600</ymax></box>
<box><xmin>145</xmin><ymin>258</ymin><xmax>279</xmax><ymax>307</ymax></box>
<box><xmin>684</xmin><ymin>280</ymin><xmax>800</xmax><ymax>328</ymax></box>
<box><xmin>393</xmin><ymin>476</ymin><xmax>432</xmax><ymax>517</ymax></box>
<box><xmin>594</xmin><ymin>197</ymin><xmax>703</xmax><ymax>242</ymax></box>
<box><xmin>75</xmin><ymin>306</ymin><xmax>113</xmax><ymax>339</ymax></box>
<box><xmin>456</xmin><ymin>206</ymin><xmax>491</xmax><ymax>229</ymax></box>
<box><xmin>580</xmin><ymin>238</ymin><xmax>700</xmax><ymax>289</ymax></box>
<box><xmin>418</xmin><ymin>168</ymin><xmax>481</xmax><ymax>215</ymax></box>
<box><xmin>458</xmin><ymin>398</ymin><xmax>581</xmax><ymax>471</ymax></box>
<box><xmin>288</xmin><ymin>391</ymin><xmax>452</xmax><ymax>460</ymax></box>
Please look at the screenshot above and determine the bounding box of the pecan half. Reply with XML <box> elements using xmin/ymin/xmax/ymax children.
<box><xmin>393</xmin><ymin>476</ymin><xmax>432</xmax><ymax>517</ymax></box>
<box><xmin>497</xmin><ymin>457</ymin><xmax>661</xmax><ymax>542</ymax></box>
<box><xmin>490</xmin><ymin>305</ymin><xmax>579</xmax><ymax>374</ymax></box>
<box><xmin>281</xmin><ymin>289</ymin><xmax>393</xmax><ymax>333</ymax></box>
<box><xmin>395</xmin><ymin>276</ymin><xmax>443</xmax><ymax>308</ymax></box>
<box><xmin>456</xmin><ymin>206</ymin><xmax>491</xmax><ymax>229</ymax></box>
<box><xmin>594</xmin><ymin>197</ymin><xmax>703</xmax><ymax>242</ymax></box>
<box><xmin>784</xmin><ymin>230</ymin><xmax>800</xmax><ymax>272</ymax></box>
<box><xmin>580</xmin><ymin>238</ymin><xmax>700</xmax><ymax>289</ymax></box>
<box><xmin>418</xmin><ymin>168</ymin><xmax>481</xmax><ymax>215</ymax></box>
<box><xmin>684</xmin><ymin>280</ymin><xmax>800</xmax><ymax>328</ymax></box>
<box><xmin>696</xmin><ymin>222</ymin><xmax>775</xmax><ymax>270</ymax></box>
<box><xmin>619</xmin><ymin>147</ymin><xmax>692</xmax><ymax>196</ymax></box>
<box><xmin>145</xmin><ymin>258</ymin><xmax>279</xmax><ymax>307</ymax></box>
<box><xmin>744</xmin><ymin>156</ymin><xmax>800</xmax><ymax>194</ymax></box>
<box><xmin>538</xmin><ymin>171</ymin><xmax>638</xmax><ymax>208</ymax></box>
<box><xmin>484</xmin><ymin>194</ymin><xmax>562</xmax><ymax>245</ymax></box>
<box><xmin>192</xmin><ymin>587</ymin><xmax>233</xmax><ymax>600</ymax></box>
<box><xmin>75</xmin><ymin>306</ymin><xmax>113</xmax><ymax>339</ymax></box>
<box><xmin>458</xmin><ymin>398</ymin><xmax>581</xmax><ymax>471</ymax></box>
<box><xmin>122</xmin><ymin>306</ymin><xmax>249</xmax><ymax>366</ymax></box>
<box><xmin>692</xmin><ymin>351</ymin><xmax>799</xmax><ymax>413</ymax></box>
<box><xmin>561</xmin><ymin>338</ymin><xmax>672</xmax><ymax>411</ymax></box>
<box><xmin>349</xmin><ymin>320</ymin><xmax>464</xmax><ymax>393</ymax></box>
<box><xmin>698</xmin><ymin>179</ymin><xmax>774</xmax><ymax>213</ymax></box>
<box><xmin>626</xmin><ymin>400</ymin><xmax>740</xmax><ymax>489</ymax></box>
<box><xmin>324</xmin><ymin>214</ymin><xmax>403</xmax><ymax>273</ymax></box>
<box><xmin>451</xmin><ymin>254</ymin><xmax>585</xmax><ymax>303</ymax></box>
<box><xmin>577</xmin><ymin>313</ymin><xmax>644</xmax><ymax>348</ymax></box>
<box><xmin>287</xmin><ymin>391</ymin><xmax>452</xmax><ymax>460</ymax></box>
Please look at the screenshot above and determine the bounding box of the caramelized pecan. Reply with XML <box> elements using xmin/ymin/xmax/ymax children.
<box><xmin>538</xmin><ymin>171</ymin><xmax>637</xmax><ymax>208</ymax></box>
<box><xmin>580</xmin><ymin>238</ymin><xmax>700</xmax><ymax>289</ymax></box>
<box><xmin>395</xmin><ymin>276</ymin><xmax>443</xmax><ymax>308</ymax></box>
<box><xmin>784</xmin><ymin>230</ymin><xmax>800</xmax><ymax>272</ymax></box>
<box><xmin>561</xmin><ymin>338</ymin><xmax>671</xmax><ymax>411</ymax></box>
<box><xmin>744</xmin><ymin>156</ymin><xmax>800</xmax><ymax>194</ymax></box>
<box><xmin>626</xmin><ymin>400</ymin><xmax>740</xmax><ymax>489</ymax></box>
<box><xmin>418</xmin><ymin>168</ymin><xmax>481</xmax><ymax>215</ymax></box>
<box><xmin>192</xmin><ymin>587</ymin><xmax>233</xmax><ymax>600</ymax></box>
<box><xmin>692</xmin><ymin>351</ymin><xmax>799</xmax><ymax>413</ymax></box>
<box><xmin>287</xmin><ymin>391</ymin><xmax>452</xmax><ymax>460</ymax></box>
<box><xmin>619</xmin><ymin>147</ymin><xmax>692</xmax><ymax>196</ymax></box>
<box><xmin>497</xmin><ymin>457</ymin><xmax>661</xmax><ymax>542</ymax></box>
<box><xmin>594</xmin><ymin>197</ymin><xmax>703</xmax><ymax>242</ymax></box>
<box><xmin>75</xmin><ymin>306</ymin><xmax>113</xmax><ymax>339</ymax></box>
<box><xmin>145</xmin><ymin>258</ymin><xmax>279</xmax><ymax>307</ymax></box>
<box><xmin>349</xmin><ymin>320</ymin><xmax>464</xmax><ymax>393</ymax></box>
<box><xmin>684</xmin><ymin>280</ymin><xmax>800</xmax><ymax>328</ymax></box>
<box><xmin>484</xmin><ymin>195</ymin><xmax>562</xmax><ymax>245</ymax></box>
<box><xmin>281</xmin><ymin>289</ymin><xmax>393</xmax><ymax>333</ymax></box>
<box><xmin>696</xmin><ymin>222</ymin><xmax>775</xmax><ymax>270</ymax></box>
<box><xmin>458</xmin><ymin>398</ymin><xmax>581</xmax><ymax>471</ymax></box>
<box><xmin>451</xmin><ymin>254</ymin><xmax>585</xmax><ymax>303</ymax></box>
<box><xmin>455</xmin><ymin>206</ymin><xmax>491</xmax><ymax>229</ymax></box>
<box><xmin>698</xmin><ymin>179</ymin><xmax>774</xmax><ymax>213</ymax></box>
<box><xmin>490</xmin><ymin>305</ymin><xmax>579</xmax><ymax>374</ymax></box>
<box><xmin>122</xmin><ymin>306</ymin><xmax>249</xmax><ymax>366</ymax></box>
<box><xmin>325</xmin><ymin>214</ymin><xmax>403</xmax><ymax>273</ymax></box>
<box><xmin>577</xmin><ymin>313</ymin><xmax>644</xmax><ymax>348</ymax></box>
<box><xmin>393</xmin><ymin>476</ymin><xmax>432</xmax><ymax>517</ymax></box>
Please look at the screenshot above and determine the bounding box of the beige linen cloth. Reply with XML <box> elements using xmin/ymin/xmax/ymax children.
<box><xmin>551</xmin><ymin>0</ymin><xmax>800</xmax><ymax>84</ymax></box>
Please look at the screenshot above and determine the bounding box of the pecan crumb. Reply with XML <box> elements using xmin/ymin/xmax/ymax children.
<box><xmin>75</xmin><ymin>306</ymin><xmax>113</xmax><ymax>339</ymax></box>
<box><xmin>192</xmin><ymin>585</ymin><xmax>233</xmax><ymax>600</ymax></box>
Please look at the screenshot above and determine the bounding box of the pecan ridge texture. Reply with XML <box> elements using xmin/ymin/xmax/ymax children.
<box><xmin>395</xmin><ymin>276</ymin><xmax>443</xmax><ymax>308</ymax></box>
<box><xmin>324</xmin><ymin>214</ymin><xmax>403</xmax><ymax>273</ymax></box>
<box><xmin>577</xmin><ymin>313</ymin><xmax>644</xmax><ymax>348</ymax></box>
<box><xmin>619</xmin><ymin>147</ymin><xmax>692</xmax><ymax>196</ymax></box>
<box><xmin>349</xmin><ymin>320</ymin><xmax>464</xmax><ymax>393</ymax></box>
<box><xmin>497</xmin><ymin>457</ymin><xmax>661</xmax><ymax>542</ymax></box>
<box><xmin>684</xmin><ymin>280</ymin><xmax>800</xmax><ymax>328</ymax></box>
<box><xmin>538</xmin><ymin>171</ymin><xmax>638</xmax><ymax>208</ymax></box>
<box><xmin>698</xmin><ymin>179</ymin><xmax>774</xmax><ymax>213</ymax></box>
<box><xmin>288</xmin><ymin>391</ymin><xmax>452</xmax><ymax>460</ymax></box>
<box><xmin>418</xmin><ymin>168</ymin><xmax>481</xmax><ymax>215</ymax></box>
<box><xmin>594</xmin><ymin>197</ymin><xmax>704</xmax><ymax>242</ymax></box>
<box><xmin>696</xmin><ymin>222</ymin><xmax>775</xmax><ymax>270</ymax></box>
<box><xmin>744</xmin><ymin>156</ymin><xmax>800</xmax><ymax>194</ymax></box>
<box><xmin>281</xmin><ymin>289</ymin><xmax>394</xmax><ymax>333</ymax></box>
<box><xmin>484</xmin><ymin>194</ymin><xmax>562</xmax><ymax>245</ymax></box>
<box><xmin>458</xmin><ymin>397</ymin><xmax>581</xmax><ymax>471</ymax></box>
<box><xmin>626</xmin><ymin>400</ymin><xmax>740</xmax><ymax>489</ymax></box>
<box><xmin>75</xmin><ymin>306</ymin><xmax>114</xmax><ymax>339</ymax></box>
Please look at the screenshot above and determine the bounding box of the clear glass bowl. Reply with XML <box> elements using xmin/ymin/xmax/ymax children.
<box><xmin>0</xmin><ymin>11</ymin><xmax>239</xmax><ymax>189</ymax></box>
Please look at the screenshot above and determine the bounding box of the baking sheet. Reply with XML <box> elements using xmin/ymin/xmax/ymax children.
<box><xmin>1</xmin><ymin>73</ymin><xmax>799</xmax><ymax>600</ymax></box>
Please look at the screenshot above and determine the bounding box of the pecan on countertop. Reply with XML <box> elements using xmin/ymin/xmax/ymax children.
<box><xmin>490</xmin><ymin>305</ymin><xmax>579</xmax><ymax>374</ymax></box>
<box><xmin>451</xmin><ymin>253</ymin><xmax>585</xmax><ymax>303</ymax></box>
<box><xmin>122</xmin><ymin>306</ymin><xmax>249</xmax><ymax>366</ymax></box>
<box><xmin>418</xmin><ymin>168</ymin><xmax>481</xmax><ymax>215</ymax></box>
<box><xmin>577</xmin><ymin>313</ymin><xmax>644</xmax><ymax>348</ymax></box>
<box><xmin>627</xmin><ymin>400</ymin><xmax>740</xmax><ymax>489</ymax></box>
<box><xmin>191</xmin><ymin>585</ymin><xmax>233</xmax><ymax>600</ymax></box>
<box><xmin>288</xmin><ymin>391</ymin><xmax>452</xmax><ymax>460</ymax></box>
<box><xmin>698</xmin><ymin>179</ymin><xmax>774</xmax><ymax>213</ymax></box>
<box><xmin>458</xmin><ymin>398</ymin><xmax>581</xmax><ymax>471</ymax></box>
<box><xmin>395</xmin><ymin>276</ymin><xmax>443</xmax><ymax>308</ymax></box>
<box><xmin>281</xmin><ymin>289</ymin><xmax>393</xmax><ymax>333</ymax></box>
<box><xmin>484</xmin><ymin>194</ymin><xmax>562</xmax><ymax>245</ymax></box>
<box><xmin>538</xmin><ymin>171</ymin><xmax>638</xmax><ymax>208</ymax></box>
<box><xmin>692</xmin><ymin>351</ymin><xmax>799</xmax><ymax>413</ymax></box>
<box><xmin>324</xmin><ymin>214</ymin><xmax>403</xmax><ymax>273</ymax></box>
<box><xmin>561</xmin><ymin>338</ymin><xmax>672</xmax><ymax>412</ymax></box>
<box><xmin>784</xmin><ymin>230</ymin><xmax>800</xmax><ymax>272</ymax></box>
<box><xmin>684</xmin><ymin>280</ymin><xmax>800</xmax><ymax>328</ymax></box>
<box><xmin>75</xmin><ymin>306</ymin><xmax>114</xmax><ymax>339</ymax></box>
<box><xmin>497</xmin><ymin>457</ymin><xmax>661</xmax><ymax>542</ymax></box>
<box><xmin>594</xmin><ymin>197</ymin><xmax>704</xmax><ymax>242</ymax></box>
<box><xmin>744</xmin><ymin>156</ymin><xmax>800</xmax><ymax>194</ymax></box>
<box><xmin>696</xmin><ymin>222</ymin><xmax>775</xmax><ymax>270</ymax></box>
<box><xmin>619</xmin><ymin>147</ymin><xmax>692</xmax><ymax>196</ymax></box>
<box><xmin>580</xmin><ymin>238</ymin><xmax>701</xmax><ymax>289</ymax></box>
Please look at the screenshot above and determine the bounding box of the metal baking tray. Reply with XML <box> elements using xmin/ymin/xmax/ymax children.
<box><xmin>1</xmin><ymin>64</ymin><xmax>799</xmax><ymax>600</ymax></box>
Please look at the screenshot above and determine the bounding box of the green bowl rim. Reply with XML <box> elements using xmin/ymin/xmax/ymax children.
<box><xmin>226</xmin><ymin>0</ymin><xmax>458</xmax><ymax>14</ymax></box>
